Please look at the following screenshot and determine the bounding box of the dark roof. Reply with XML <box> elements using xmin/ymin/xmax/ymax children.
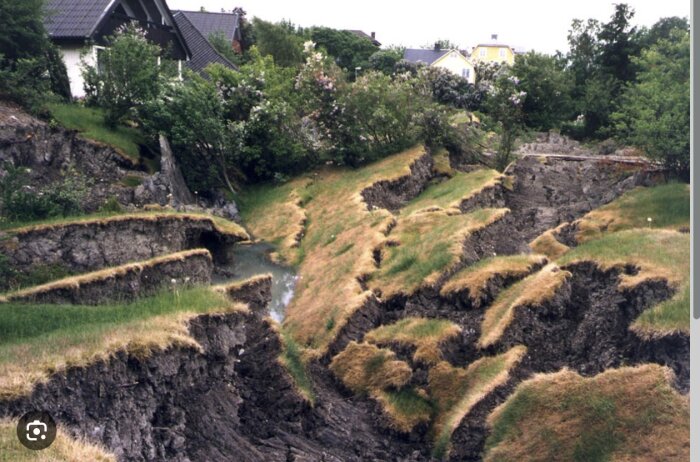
<box><xmin>345</xmin><ymin>29</ymin><xmax>381</xmax><ymax>46</ymax></box>
<box><xmin>173</xmin><ymin>11</ymin><xmax>237</xmax><ymax>73</ymax></box>
<box><xmin>45</xmin><ymin>0</ymin><xmax>116</xmax><ymax>38</ymax></box>
<box><xmin>175</xmin><ymin>10</ymin><xmax>241</xmax><ymax>43</ymax></box>
<box><xmin>403</xmin><ymin>48</ymin><xmax>450</xmax><ymax>65</ymax></box>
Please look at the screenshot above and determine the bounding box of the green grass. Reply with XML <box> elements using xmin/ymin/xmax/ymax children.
<box><xmin>48</xmin><ymin>103</ymin><xmax>144</xmax><ymax>163</ymax></box>
<box><xmin>121</xmin><ymin>175</ymin><xmax>144</xmax><ymax>188</ymax></box>
<box><xmin>401</xmin><ymin>169</ymin><xmax>502</xmax><ymax>216</ymax></box>
<box><xmin>0</xmin><ymin>287</ymin><xmax>226</xmax><ymax>347</ymax></box>
<box><xmin>558</xmin><ymin>229</ymin><xmax>689</xmax><ymax>335</ymax></box>
<box><xmin>576</xmin><ymin>183</ymin><xmax>690</xmax><ymax>242</ymax></box>
<box><xmin>279</xmin><ymin>329</ymin><xmax>315</xmax><ymax>403</ymax></box>
<box><xmin>372</xmin><ymin>208</ymin><xmax>508</xmax><ymax>297</ymax></box>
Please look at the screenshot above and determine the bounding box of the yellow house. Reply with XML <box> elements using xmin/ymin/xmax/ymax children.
<box><xmin>470</xmin><ymin>34</ymin><xmax>515</xmax><ymax>66</ymax></box>
<box><xmin>403</xmin><ymin>48</ymin><xmax>476</xmax><ymax>83</ymax></box>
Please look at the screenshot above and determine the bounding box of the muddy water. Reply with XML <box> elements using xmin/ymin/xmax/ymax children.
<box><xmin>216</xmin><ymin>243</ymin><xmax>297</xmax><ymax>322</ymax></box>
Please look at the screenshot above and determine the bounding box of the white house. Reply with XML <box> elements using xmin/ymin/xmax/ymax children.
<box><xmin>403</xmin><ymin>48</ymin><xmax>475</xmax><ymax>84</ymax></box>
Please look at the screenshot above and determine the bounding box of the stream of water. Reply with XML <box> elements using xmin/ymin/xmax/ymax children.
<box><xmin>214</xmin><ymin>243</ymin><xmax>297</xmax><ymax>323</ymax></box>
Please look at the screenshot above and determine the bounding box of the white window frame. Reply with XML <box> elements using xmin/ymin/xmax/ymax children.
<box><xmin>499</xmin><ymin>48</ymin><xmax>507</xmax><ymax>58</ymax></box>
<box><xmin>479</xmin><ymin>48</ymin><xmax>487</xmax><ymax>57</ymax></box>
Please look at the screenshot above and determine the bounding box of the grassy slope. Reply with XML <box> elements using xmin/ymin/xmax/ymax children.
<box><xmin>364</xmin><ymin>317</ymin><xmax>461</xmax><ymax>365</ymax></box>
<box><xmin>48</xmin><ymin>103</ymin><xmax>143</xmax><ymax>163</ymax></box>
<box><xmin>243</xmin><ymin>146</ymin><xmax>425</xmax><ymax>354</ymax></box>
<box><xmin>0</xmin><ymin>288</ymin><xmax>241</xmax><ymax>398</ymax></box>
<box><xmin>441</xmin><ymin>254</ymin><xmax>547</xmax><ymax>300</ymax></box>
<box><xmin>430</xmin><ymin>346</ymin><xmax>526</xmax><ymax>459</ymax></box>
<box><xmin>237</xmin><ymin>178</ymin><xmax>309</xmax><ymax>264</ymax></box>
<box><xmin>575</xmin><ymin>183</ymin><xmax>690</xmax><ymax>243</ymax></box>
<box><xmin>559</xmin><ymin>229</ymin><xmax>689</xmax><ymax>336</ymax></box>
<box><xmin>0</xmin><ymin>420</ymin><xmax>115</xmax><ymax>462</ymax></box>
<box><xmin>484</xmin><ymin>365</ymin><xmax>689</xmax><ymax>462</ymax></box>
<box><xmin>370</xmin><ymin>208</ymin><xmax>509</xmax><ymax>298</ymax></box>
<box><xmin>400</xmin><ymin>169</ymin><xmax>502</xmax><ymax>216</ymax></box>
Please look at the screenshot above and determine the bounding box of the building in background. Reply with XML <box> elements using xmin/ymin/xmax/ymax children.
<box><xmin>345</xmin><ymin>30</ymin><xmax>381</xmax><ymax>47</ymax></box>
<box><xmin>45</xmin><ymin>0</ymin><xmax>190</xmax><ymax>98</ymax></box>
<box><xmin>403</xmin><ymin>47</ymin><xmax>475</xmax><ymax>83</ymax></box>
<box><xmin>470</xmin><ymin>34</ymin><xmax>515</xmax><ymax>65</ymax></box>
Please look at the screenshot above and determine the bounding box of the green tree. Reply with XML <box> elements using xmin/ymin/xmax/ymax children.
<box><xmin>485</xmin><ymin>73</ymin><xmax>525</xmax><ymax>171</ymax></box>
<box><xmin>639</xmin><ymin>16</ymin><xmax>689</xmax><ymax>48</ymax></box>
<box><xmin>613</xmin><ymin>30</ymin><xmax>689</xmax><ymax>180</ymax></box>
<box><xmin>82</xmin><ymin>24</ymin><xmax>163</xmax><ymax>127</ymax></box>
<box><xmin>368</xmin><ymin>48</ymin><xmax>403</xmax><ymax>75</ymax></box>
<box><xmin>512</xmin><ymin>51</ymin><xmax>573</xmax><ymax>130</ymax></box>
<box><xmin>208</xmin><ymin>31</ymin><xmax>239</xmax><ymax>64</ymax></box>
<box><xmin>251</xmin><ymin>18</ymin><xmax>304</xmax><ymax>67</ymax></box>
<box><xmin>310</xmin><ymin>27</ymin><xmax>379</xmax><ymax>76</ymax></box>
<box><xmin>0</xmin><ymin>0</ymin><xmax>70</xmax><ymax>106</ymax></box>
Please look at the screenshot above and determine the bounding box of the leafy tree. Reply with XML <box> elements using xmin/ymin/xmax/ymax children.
<box><xmin>422</xmin><ymin>39</ymin><xmax>458</xmax><ymax>50</ymax></box>
<box><xmin>82</xmin><ymin>24</ymin><xmax>163</xmax><ymax>127</ymax></box>
<box><xmin>512</xmin><ymin>51</ymin><xmax>573</xmax><ymax>130</ymax></box>
<box><xmin>613</xmin><ymin>30</ymin><xmax>689</xmax><ymax>180</ymax></box>
<box><xmin>598</xmin><ymin>3</ymin><xmax>640</xmax><ymax>90</ymax></box>
<box><xmin>310</xmin><ymin>27</ymin><xmax>379</xmax><ymax>76</ymax></box>
<box><xmin>251</xmin><ymin>18</ymin><xmax>304</xmax><ymax>67</ymax></box>
<box><xmin>368</xmin><ymin>49</ymin><xmax>403</xmax><ymax>75</ymax></box>
<box><xmin>417</xmin><ymin>66</ymin><xmax>481</xmax><ymax>110</ymax></box>
<box><xmin>484</xmin><ymin>73</ymin><xmax>525</xmax><ymax>171</ymax></box>
<box><xmin>0</xmin><ymin>0</ymin><xmax>70</xmax><ymax>106</ymax></box>
<box><xmin>639</xmin><ymin>16</ymin><xmax>689</xmax><ymax>48</ymax></box>
<box><xmin>208</xmin><ymin>31</ymin><xmax>239</xmax><ymax>64</ymax></box>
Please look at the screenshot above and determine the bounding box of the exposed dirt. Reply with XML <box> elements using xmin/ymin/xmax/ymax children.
<box><xmin>0</xmin><ymin>152</ymin><xmax>685</xmax><ymax>462</ymax></box>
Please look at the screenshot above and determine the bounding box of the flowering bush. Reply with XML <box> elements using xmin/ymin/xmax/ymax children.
<box><xmin>484</xmin><ymin>72</ymin><xmax>526</xmax><ymax>171</ymax></box>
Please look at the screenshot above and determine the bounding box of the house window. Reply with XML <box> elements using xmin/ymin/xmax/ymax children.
<box><xmin>462</xmin><ymin>68</ymin><xmax>470</xmax><ymax>79</ymax></box>
<box><xmin>479</xmin><ymin>48</ymin><xmax>487</xmax><ymax>57</ymax></box>
<box><xmin>95</xmin><ymin>46</ymin><xmax>106</xmax><ymax>75</ymax></box>
<box><xmin>499</xmin><ymin>48</ymin><xmax>506</xmax><ymax>58</ymax></box>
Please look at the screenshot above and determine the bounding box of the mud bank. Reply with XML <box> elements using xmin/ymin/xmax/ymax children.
<box><xmin>2</xmin><ymin>249</ymin><xmax>213</xmax><ymax>305</ymax></box>
<box><xmin>1</xmin><ymin>214</ymin><xmax>248</xmax><ymax>274</ymax></box>
<box><xmin>361</xmin><ymin>151</ymin><xmax>434</xmax><ymax>211</ymax></box>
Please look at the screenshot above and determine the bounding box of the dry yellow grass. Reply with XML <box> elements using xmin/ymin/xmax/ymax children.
<box><xmin>329</xmin><ymin>341</ymin><xmax>413</xmax><ymax>394</ymax></box>
<box><xmin>479</xmin><ymin>264</ymin><xmax>571</xmax><ymax>348</ymax></box>
<box><xmin>441</xmin><ymin>254</ymin><xmax>548</xmax><ymax>301</ymax></box>
<box><xmin>279</xmin><ymin>146</ymin><xmax>427</xmax><ymax>355</ymax></box>
<box><xmin>528</xmin><ymin>224</ymin><xmax>571</xmax><ymax>260</ymax></box>
<box><xmin>0</xmin><ymin>302</ymin><xmax>248</xmax><ymax>400</ymax></box>
<box><xmin>240</xmin><ymin>178</ymin><xmax>311</xmax><ymax>264</ymax></box>
<box><xmin>430</xmin><ymin>346</ymin><xmax>527</xmax><ymax>458</ymax></box>
<box><xmin>371</xmin><ymin>208</ymin><xmax>510</xmax><ymax>298</ymax></box>
<box><xmin>0</xmin><ymin>420</ymin><xmax>116</xmax><ymax>461</ymax></box>
<box><xmin>484</xmin><ymin>364</ymin><xmax>689</xmax><ymax>462</ymax></box>
<box><xmin>0</xmin><ymin>249</ymin><xmax>212</xmax><ymax>303</ymax></box>
<box><xmin>7</xmin><ymin>212</ymin><xmax>250</xmax><ymax>241</ymax></box>
<box><xmin>374</xmin><ymin>388</ymin><xmax>433</xmax><ymax>433</ymax></box>
<box><xmin>213</xmin><ymin>273</ymin><xmax>272</xmax><ymax>297</ymax></box>
<box><xmin>364</xmin><ymin>317</ymin><xmax>461</xmax><ymax>365</ymax></box>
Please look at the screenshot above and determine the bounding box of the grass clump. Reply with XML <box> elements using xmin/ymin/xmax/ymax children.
<box><xmin>0</xmin><ymin>420</ymin><xmax>116</xmax><ymax>461</ymax></box>
<box><xmin>479</xmin><ymin>264</ymin><xmax>571</xmax><ymax>348</ymax></box>
<box><xmin>375</xmin><ymin>388</ymin><xmax>434</xmax><ymax>433</ymax></box>
<box><xmin>279</xmin><ymin>328</ymin><xmax>315</xmax><ymax>404</ymax></box>
<box><xmin>400</xmin><ymin>169</ymin><xmax>502</xmax><ymax>216</ymax></box>
<box><xmin>431</xmin><ymin>148</ymin><xmax>455</xmax><ymax>177</ymax></box>
<box><xmin>441</xmin><ymin>254</ymin><xmax>547</xmax><ymax>303</ymax></box>
<box><xmin>484</xmin><ymin>364</ymin><xmax>689</xmax><ymax>462</ymax></box>
<box><xmin>558</xmin><ymin>228</ymin><xmax>689</xmax><ymax>337</ymax></box>
<box><xmin>575</xmin><ymin>183</ymin><xmax>690</xmax><ymax>243</ymax></box>
<box><xmin>48</xmin><ymin>103</ymin><xmax>143</xmax><ymax>163</ymax></box>
<box><xmin>364</xmin><ymin>317</ymin><xmax>461</xmax><ymax>365</ymax></box>
<box><xmin>0</xmin><ymin>287</ymin><xmax>239</xmax><ymax>398</ymax></box>
<box><xmin>430</xmin><ymin>346</ymin><xmax>526</xmax><ymax>459</ymax></box>
<box><xmin>528</xmin><ymin>225</ymin><xmax>571</xmax><ymax>260</ymax></box>
<box><xmin>330</xmin><ymin>341</ymin><xmax>412</xmax><ymax>395</ymax></box>
<box><xmin>371</xmin><ymin>208</ymin><xmax>510</xmax><ymax>298</ymax></box>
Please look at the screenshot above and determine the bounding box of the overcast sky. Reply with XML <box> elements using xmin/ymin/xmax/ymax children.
<box><xmin>167</xmin><ymin>0</ymin><xmax>690</xmax><ymax>54</ymax></box>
